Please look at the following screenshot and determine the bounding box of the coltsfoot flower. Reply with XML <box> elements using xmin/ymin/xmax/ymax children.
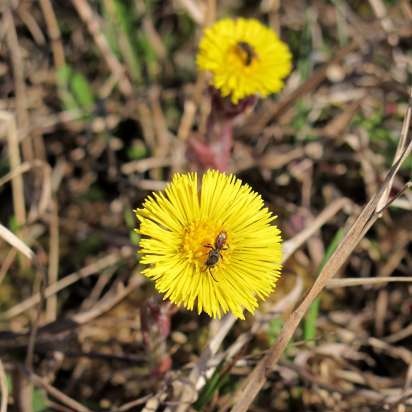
<box><xmin>197</xmin><ymin>18</ymin><xmax>292</xmax><ymax>104</ymax></box>
<box><xmin>135</xmin><ymin>170</ymin><xmax>282</xmax><ymax>319</ymax></box>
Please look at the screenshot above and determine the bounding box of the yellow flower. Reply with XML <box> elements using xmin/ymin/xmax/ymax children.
<box><xmin>135</xmin><ymin>170</ymin><xmax>282</xmax><ymax>319</ymax></box>
<box><xmin>197</xmin><ymin>18</ymin><xmax>292</xmax><ymax>104</ymax></box>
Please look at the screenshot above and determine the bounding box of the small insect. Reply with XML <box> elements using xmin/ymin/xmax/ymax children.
<box><xmin>204</xmin><ymin>231</ymin><xmax>228</xmax><ymax>281</ymax></box>
<box><xmin>235</xmin><ymin>41</ymin><xmax>256</xmax><ymax>66</ymax></box>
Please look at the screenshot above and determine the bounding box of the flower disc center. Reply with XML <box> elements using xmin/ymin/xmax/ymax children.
<box><xmin>181</xmin><ymin>221</ymin><xmax>225</xmax><ymax>268</ymax></box>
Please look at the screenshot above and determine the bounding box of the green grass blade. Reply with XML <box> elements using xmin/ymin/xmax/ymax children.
<box><xmin>57</xmin><ymin>64</ymin><xmax>95</xmax><ymax>113</ymax></box>
<box><xmin>193</xmin><ymin>363</ymin><xmax>228</xmax><ymax>410</ymax></box>
<box><xmin>303</xmin><ymin>228</ymin><xmax>345</xmax><ymax>341</ymax></box>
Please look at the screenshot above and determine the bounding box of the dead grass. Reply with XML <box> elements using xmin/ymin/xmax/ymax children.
<box><xmin>0</xmin><ymin>1</ymin><xmax>411</xmax><ymax>412</ymax></box>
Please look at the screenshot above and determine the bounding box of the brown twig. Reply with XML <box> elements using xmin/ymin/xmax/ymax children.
<box><xmin>12</xmin><ymin>367</ymin><xmax>33</xmax><ymax>412</ymax></box>
<box><xmin>25</xmin><ymin>264</ymin><xmax>47</xmax><ymax>370</ymax></box>
<box><xmin>46</xmin><ymin>199</ymin><xmax>60</xmax><ymax>322</ymax></box>
<box><xmin>111</xmin><ymin>395</ymin><xmax>153</xmax><ymax>412</ymax></box>
<box><xmin>39</xmin><ymin>0</ymin><xmax>65</xmax><ymax>68</ymax></box>
<box><xmin>29</xmin><ymin>369</ymin><xmax>93</xmax><ymax>412</ymax></box>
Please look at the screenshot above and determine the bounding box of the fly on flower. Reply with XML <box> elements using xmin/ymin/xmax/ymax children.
<box><xmin>235</xmin><ymin>41</ymin><xmax>257</xmax><ymax>66</ymax></box>
<box><xmin>197</xmin><ymin>18</ymin><xmax>292</xmax><ymax>104</ymax></box>
<box><xmin>135</xmin><ymin>170</ymin><xmax>282</xmax><ymax>319</ymax></box>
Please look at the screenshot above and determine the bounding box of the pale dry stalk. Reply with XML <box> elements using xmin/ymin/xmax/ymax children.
<box><xmin>0</xmin><ymin>360</ymin><xmax>8</xmax><ymax>412</ymax></box>
<box><xmin>230</xmin><ymin>89</ymin><xmax>412</xmax><ymax>412</ymax></box>
<box><xmin>4</xmin><ymin>8</ymin><xmax>33</xmax><ymax>163</ymax></box>
<box><xmin>0</xmin><ymin>223</ymin><xmax>33</xmax><ymax>260</ymax></box>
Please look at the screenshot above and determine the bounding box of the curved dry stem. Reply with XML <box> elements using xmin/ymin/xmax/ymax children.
<box><xmin>230</xmin><ymin>88</ymin><xmax>412</xmax><ymax>412</ymax></box>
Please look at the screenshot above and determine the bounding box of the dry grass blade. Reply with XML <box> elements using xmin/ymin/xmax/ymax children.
<box><xmin>385</xmin><ymin>323</ymin><xmax>412</xmax><ymax>344</ymax></box>
<box><xmin>0</xmin><ymin>160</ymin><xmax>53</xmax><ymax>222</ymax></box>
<box><xmin>72</xmin><ymin>273</ymin><xmax>143</xmax><ymax>325</ymax></box>
<box><xmin>0</xmin><ymin>249</ymin><xmax>17</xmax><ymax>286</ymax></box>
<box><xmin>0</xmin><ymin>111</ymin><xmax>26</xmax><ymax>230</ymax></box>
<box><xmin>0</xmin><ymin>222</ymin><xmax>34</xmax><ymax>260</ymax></box>
<box><xmin>327</xmin><ymin>276</ymin><xmax>412</xmax><ymax>288</ymax></box>
<box><xmin>2</xmin><ymin>248</ymin><xmax>133</xmax><ymax>319</ymax></box>
<box><xmin>46</xmin><ymin>199</ymin><xmax>59</xmax><ymax>322</ymax></box>
<box><xmin>0</xmin><ymin>360</ymin><xmax>7</xmax><ymax>412</ymax></box>
<box><xmin>29</xmin><ymin>370</ymin><xmax>93</xmax><ymax>412</ymax></box>
<box><xmin>39</xmin><ymin>0</ymin><xmax>65</xmax><ymax>68</ymax></box>
<box><xmin>176</xmin><ymin>0</ymin><xmax>205</xmax><ymax>24</ymax></box>
<box><xmin>283</xmin><ymin>197</ymin><xmax>351</xmax><ymax>262</ymax></box>
<box><xmin>11</xmin><ymin>367</ymin><xmax>32</xmax><ymax>412</ymax></box>
<box><xmin>376</xmin><ymin>89</ymin><xmax>412</xmax><ymax>212</ymax></box>
<box><xmin>0</xmin><ymin>159</ymin><xmax>52</xmax><ymax>227</ymax></box>
<box><xmin>230</xmin><ymin>88</ymin><xmax>412</xmax><ymax>412</ymax></box>
<box><xmin>368</xmin><ymin>0</ymin><xmax>394</xmax><ymax>34</ymax></box>
<box><xmin>245</xmin><ymin>41</ymin><xmax>358</xmax><ymax>135</ymax></box>
<box><xmin>174</xmin><ymin>314</ymin><xmax>237</xmax><ymax>412</ymax></box>
<box><xmin>4</xmin><ymin>8</ymin><xmax>33</xmax><ymax>163</ymax></box>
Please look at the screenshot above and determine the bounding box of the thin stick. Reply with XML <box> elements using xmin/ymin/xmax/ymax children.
<box><xmin>376</xmin><ymin>90</ymin><xmax>412</xmax><ymax>211</ymax></box>
<box><xmin>111</xmin><ymin>395</ymin><xmax>152</xmax><ymax>412</ymax></box>
<box><xmin>26</xmin><ymin>267</ymin><xmax>46</xmax><ymax>370</ymax></box>
<box><xmin>29</xmin><ymin>370</ymin><xmax>93</xmax><ymax>412</ymax></box>
<box><xmin>46</xmin><ymin>199</ymin><xmax>60</xmax><ymax>322</ymax></box>
<box><xmin>177</xmin><ymin>100</ymin><xmax>197</xmax><ymax>141</ymax></box>
<box><xmin>0</xmin><ymin>249</ymin><xmax>17</xmax><ymax>286</ymax></box>
<box><xmin>0</xmin><ymin>360</ymin><xmax>8</xmax><ymax>412</ymax></box>
<box><xmin>327</xmin><ymin>276</ymin><xmax>412</xmax><ymax>288</ymax></box>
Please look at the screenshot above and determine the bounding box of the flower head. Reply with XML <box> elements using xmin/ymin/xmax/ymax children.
<box><xmin>135</xmin><ymin>170</ymin><xmax>282</xmax><ymax>319</ymax></box>
<box><xmin>197</xmin><ymin>18</ymin><xmax>292</xmax><ymax>104</ymax></box>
